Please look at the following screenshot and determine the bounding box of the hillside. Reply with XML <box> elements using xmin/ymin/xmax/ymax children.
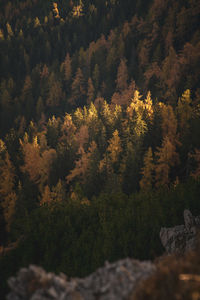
<box><xmin>0</xmin><ymin>0</ymin><xmax>200</xmax><ymax>298</ymax></box>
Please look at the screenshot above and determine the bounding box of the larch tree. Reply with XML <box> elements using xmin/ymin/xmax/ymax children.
<box><xmin>107</xmin><ymin>130</ymin><xmax>122</xmax><ymax>164</ymax></box>
<box><xmin>70</xmin><ymin>67</ymin><xmax>85</xmax><ymax>106</ymax></box>
<box><xmin>177</xmin><ymin>89</ymin><xmax>192</xmax><ymax>132</ymax></box>
<box><xmin>116</xmin><ymin>58</ymin><xmax>128</xmax><ymax>92</ymax></box>
<box><xmin>159</xmin><ymin>103</ymin><xmax>179</xmax><ymax>144</ymax></box>
<box><xmin>75</xmin><ymin>125</ymin><xmax>89</xmax><ymax>149</ymax></box>
<box><xmin>66</xmin><ymin>141</ymin><xmax>97</xmax><ymax>184</ymax></box>
<box><xmin>155</xmin><ymin>136</ymin><xmax>179</xmax><ymax>188</ymax></box>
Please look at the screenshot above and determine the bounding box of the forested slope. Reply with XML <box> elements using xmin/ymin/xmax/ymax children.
<box><xmin>0</xmin><ymin>0</ymin><xmax>200</xmax><ymax>298</ymax></box>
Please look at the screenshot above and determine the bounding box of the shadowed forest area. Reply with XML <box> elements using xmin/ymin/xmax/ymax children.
<box><xmin>0</xmin><ymin>0</ymin><xmax>200</xmax><ymax>297</ymax></box>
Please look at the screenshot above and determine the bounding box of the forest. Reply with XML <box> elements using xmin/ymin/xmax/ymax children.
<box><xmin>0</xmin><ymin>0</ymin><xmax>200</xmax><ymax>297</ymax></box>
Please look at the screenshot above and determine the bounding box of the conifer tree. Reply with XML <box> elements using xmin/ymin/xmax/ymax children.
<box><xmin>190</xmin><ymin>149</ymin><xmax>200</xmax><ymax>180</ymax></box>
<box><xmin>63</xmin><ymin>53</ymin><xmax>72</xmax><ymax>82</ymax></box>
<box><xmin>177</xmin><ymin>89</ymin><xmax>192</xmax><ymax>132</ymax></box>
<box><xmin>155</xmin><ymin>136</ymin><xmax>179</xmax><ymax>188</ymax></box>
<box><xmin>87</xmin><ymin>78</ymin><xmax>95</xmax><ymax>104</ymax></box>
<box><xmin>92</xmin><ymin>64</ymin><xmax>100</xmax><ymax>91</ymax></box>
<box><xmin>140</xmin><ymin>147</ymin><xmax>154</xmax><ymax>190</ymax></box>
<box><xmin>70</xmin><ymin>68</ymin><xmax>85</xmax><ymax>106</ymax></box>
<box><xmin>66</xmin><ymin>141</ymin><xmax>97</xmax><ymax>184</ymax></box>
<box><xmin>0</xmin><ymin>149</ymin><xmax>17</xmax><ymax>232</ymax></box>
<box><xmin>6</xmin><ymin>22</ymin><xmax>13</xmax><ymax>38</ymax></box>
<box><xmin>107</xmin><ymin>130</ymin><xmax>122</xmax><ymax>164</ymax></box>
<box><xmin>116</xmin><ymin>58</ymin><xmax>128</xmax><ymax>92</ymax></box>
<box><xmin>40</xmin><ymin>185</ymin><xmax>52</xmax><ymax>206</ymax></box>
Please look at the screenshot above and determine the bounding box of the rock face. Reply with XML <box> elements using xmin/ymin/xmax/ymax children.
<box><xmin>160</xmin><ymin>209</ymin><xmax>200</xmax><ymax>254</ymax></box>
<box><xmin>7</xmin><ymin>259</ymin><xmax>155</xmax><ymax>300</ymax></box>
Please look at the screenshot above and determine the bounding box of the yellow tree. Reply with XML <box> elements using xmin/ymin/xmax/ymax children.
<box><xmin>159</xmin><ymin>103</ymin><xmax>179</xmax><ymax>143</ymax></box>
<box><xmin>66</xmin><ymin>141</ymin><xmax>97</xmax><ymax>184</ymax></box>
<box><xmin>140</xmin><ymin>147</ymin><xmax>154</xmax><ymax>191</ymax></box>
<box><xmin>40</xmin><ymin>185</ymin><xmax>52</xmax><ymax>206</ymax></box>
<box><xmin>144</xmin><ymin>91</ymin><xmax>154</xmax><ymax>121</ymax></box>
<box><xmin>21</xmin><ymin>136</ymin><xmax>57</xmax><ymax>191</ymax></box>
<box><xmin>107</xmin><ymin>130</ymin><xmax>122</xmax><ymax>164</ymax></box>
<box><xmin>99</xmin><ymin>130</ymin><xmax>122</xmax><ymax>175</ymax></box>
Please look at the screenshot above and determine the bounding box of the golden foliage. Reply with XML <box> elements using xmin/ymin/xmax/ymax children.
<box><xmin>107</xmin><ymin>130</ymin><xmax>122</xmax><ymax>164</ymax></box>
<box><xmin>177</xmin><ymin>89</ymin><xmax>192</xmax><ymax>131</ymax></box>
<box><xmin>21</xmin><ymin>138</ymin><xmax>57</xmax><ymax>190</ymax></box>
<box><xmin>66</xmin><ymin>141</ymin><xmax>97</xmax><ymax>184</ymax></box>
<box><xmin>72</xmin><ymin>1</ymin><xmax>84</xmax><ymax>17</ymax></box>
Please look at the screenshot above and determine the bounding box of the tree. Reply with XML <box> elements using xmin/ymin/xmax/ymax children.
<box><xmin>62</xmin><ymin>53</ymin><xmax>72</xmax><ymax>82</ymax></box>
<box><xmin>21</xmin><ymin>136</ymin><xmax>57</xmax><ymax>191</ymax></box>
<box><xmin>6</xmin><ymin>22</ymin><xmax>13</xmax><ymax>38</ymax></box>
<box><xmin>0</xmin><ymin>149</ymin><xmax>17</xmax><ymax>232</ymax></box>
<box><xmin>177</xmin><ymin>89</ymin><xmax>192</xmax><ymax>132</ymax></box>
<box><xmin>140</xmin><ymin>147</ymin><xmax>154</xmax><ymax>191</ymax></box>
<box><xmin>190</xmin><ymin>149</ymin><xmax>200</xmax><ymax>180</ymax></box>
<box><xmin>75</xmin><ymin>125</ymin><xmax>89</xmax><ymax>148</ymax></box>
<box><xmin>70</xmin><ymin>68</ymin><xmax>85</xmax><ymax>106</ymax></box>
<box><xmin>92</xmin><ymin>64</ymin><xmax>100</xmax><ymax>91</ymax></box>
<box><xmin>160</xmin><ymin>103</ymin><xmax>178</xmax><ymax>143</ymax></box>
<box><xmin>0</xmin><ymin>29</ymin><xmax>4</xmax><ymax>40</ymax></box>
<box><xmin>87</xmin><ymin>78</ymin><xmax>95</xmax><ymax>104</ymax></box>
<box><xmin>46</xmin><ymin>73</ymin><xmax>63</xmax><ymax>107</ymax></box>
<box><xmin>116</xmin><ymin>58</ymin><xmax>128</xmax><ymax>92</ymax></box>
<box><xmin>107</xmin><ymin>130</ymin><xmax>122</xmax><ymax>164</ymax></box>
<box><xmin>66</xmin><ymin>141</ymin><xmax>97</xmax><ymax>184</ymax></box>
<box><xmin>155</xmin><ymin>136</ymin><xmax>179</xmax><ymax>188</ymax></box>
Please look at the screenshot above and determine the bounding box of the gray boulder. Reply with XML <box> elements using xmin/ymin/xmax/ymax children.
<box><xmin>7</xmin><ymin>259</ymin><xmax>155</xmax><ymax>300</ymax></box>
<box><xmin>160</xmin><ymin>209</ymin><xmax>200</xmax><ymax>254</ymax></box>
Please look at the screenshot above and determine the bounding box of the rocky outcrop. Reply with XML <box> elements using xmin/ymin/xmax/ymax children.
<box><xmin>7</xmin><ymin>210</ymin><xmax>200</xmax><ymax>299</ymax></box>
<box><xmin>7</xmin><ymin>259</ymin><xmax>155</xmax><ymax>300</ymax></box>
<box><xmin>160</xmin><ymin>209</ymin><xmax>200</xmax><ymax>254</ymax></box>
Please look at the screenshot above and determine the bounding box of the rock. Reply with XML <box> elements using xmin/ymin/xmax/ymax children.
<box><xmin>7</xmin><ymin>259</ymin><xmax>155</xmax><ymax>300</ymax></box>
<box><xmin>160</xmin><ymin>210</ymin><xmax>200</xmax><ymax>254</ymax></box>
